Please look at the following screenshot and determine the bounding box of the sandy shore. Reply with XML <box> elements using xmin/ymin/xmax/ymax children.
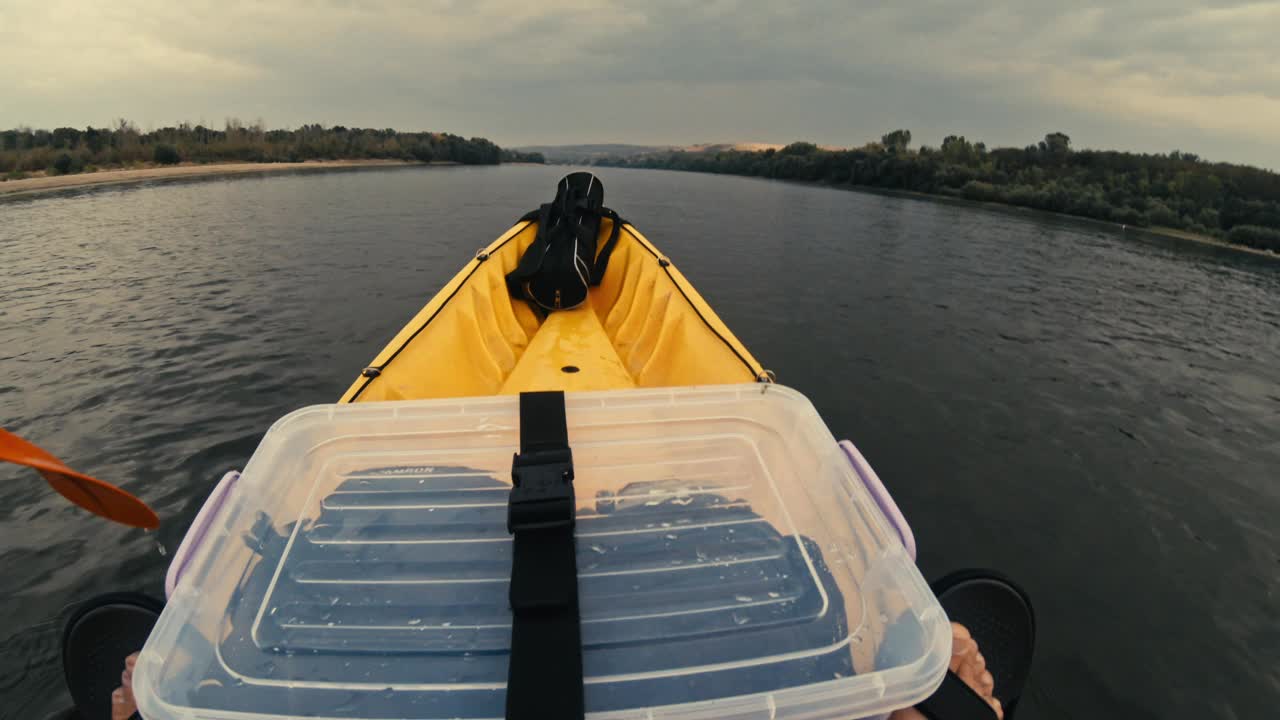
<box><xmin>0</xmin><ymin>159</ymin><xmax>425</xmax><ymax>198</ymax></box>
<box><xmin>1126</xmin><ymin>225</ymin><xmax>1278</xmax><ymax>259</ymax></box>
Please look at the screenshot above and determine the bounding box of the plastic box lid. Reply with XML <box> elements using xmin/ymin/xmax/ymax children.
<box><xmin>135</xmin><ymin>384</ymin><xmax>949</xmax><ymax>720</ymax></box>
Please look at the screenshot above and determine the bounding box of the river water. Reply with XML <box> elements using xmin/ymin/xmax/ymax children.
<box><xmin>1</xmin><ymin>165</ymin><xmax>1276</xmax><ymax>719</ymax></box>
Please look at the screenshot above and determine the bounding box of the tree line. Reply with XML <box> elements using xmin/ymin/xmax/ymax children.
<box><xmin>594</xmin><ymin>131</ymin><xmax>1280</xmax><ymax>252</ymax></box>
<box><xmin>500</xmin><ymin>148</ymin><xmax>546</xmax><ymax>164</ymax></box>
<box><xmin>1</xmin><ymin>120</ymin><xmax>544</xmax><ymax>179</ymax></box>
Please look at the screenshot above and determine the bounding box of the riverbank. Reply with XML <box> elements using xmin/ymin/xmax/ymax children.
<box><xmin>840</xmin><ymin>184</ymin><xmax>1279</xmax><ymax>260</ymax></box>
<box><xmin>0</xmin><ymin>159</ymin><xmax>430</xmax><ymax>199</ymax></box>
<box><xmin>595</xmin><ymin>134</ymin><xmax>1280</xmax><ymax>259</ymax></box>
<box><xmin>1131</xmin><ymin>224</ymin><xmax>1280</xmax><ymax>258</ymax></box>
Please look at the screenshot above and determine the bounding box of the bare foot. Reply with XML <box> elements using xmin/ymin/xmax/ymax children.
<box><xmin>111</xmin><ymin>652</ymin><xmax>139</xmax><ymax>720</ymax></box>
<box><xmin>889</xmin><ymin>623</ymin><xmax>1003</xmax><ymax>720</ymax></box>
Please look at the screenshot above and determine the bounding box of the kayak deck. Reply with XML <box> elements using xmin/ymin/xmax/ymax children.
<box><xmin>341</xmin><ymin>218</ymin><xmax>765</xmax><ymax>401</ymax></box>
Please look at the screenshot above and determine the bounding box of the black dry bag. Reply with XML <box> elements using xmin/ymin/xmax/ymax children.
<box><xmin>506</xmin><ymin>172</ymin><xmax>622</xmax><ymax>311</ymax></box>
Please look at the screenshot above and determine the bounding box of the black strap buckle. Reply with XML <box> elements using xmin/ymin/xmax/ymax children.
<box><xmin>509</xmin><ymin>447</ymin><xmax>575</xmax><ymax>533</ymax></box>
<box><xmin>506</xmin><ymin>392</ymin><xmax>583</xmax><ymax>720</ymax></box>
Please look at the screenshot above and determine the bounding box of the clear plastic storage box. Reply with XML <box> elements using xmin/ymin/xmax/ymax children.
<box><xmin>136</xmin><ymin>384</ymin><xmax>950</xmax><ymax>720</ymax></box>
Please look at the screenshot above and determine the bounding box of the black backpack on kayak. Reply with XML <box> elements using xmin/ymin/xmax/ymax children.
<box><xmin>506</xmin><ymin>172</ymin><xmax>623</xmax><ymax>311</ymax></box>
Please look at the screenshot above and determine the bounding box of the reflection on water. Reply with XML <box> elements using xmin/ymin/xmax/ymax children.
<box><xmin>1</xmin><ymin>165</ymin><xmax>1277</xmax><ymax>719</ymax></box>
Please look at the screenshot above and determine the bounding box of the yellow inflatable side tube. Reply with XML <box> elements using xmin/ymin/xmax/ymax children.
<box><xmin>341</xmin><ymin>219</ymin><xmax>764</xmax><ymax>402</ymax></box>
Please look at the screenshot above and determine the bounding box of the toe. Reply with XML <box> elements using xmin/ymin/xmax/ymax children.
<box><xmin>956</xmin><ymin>659</ymin><xmax>983</xmax><ymax>690</ymax></box>
<box><xmin>980</xmin><ymin>670</ymin><xmax>994</xmax><ymax>695</ymax></box>
<box><xmin>111</xmin><ymin>688</ymin><xmax>133</xmax><ymax>720</ymax></box>
<box><xmin>956</xmin><ymin>652</ymin><xmax>993</xmax><ymax>694</ymax></box>
<box><xmin>949</xmin><ymin>639</ymin><xmax>975</xmax><ymax>673</ymax></box>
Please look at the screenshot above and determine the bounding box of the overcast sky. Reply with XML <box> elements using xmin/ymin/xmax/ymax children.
<box><xmin>3</xmin><ymin>0</ymin><xmax>1278</xmax><ymax>168</ymax></box>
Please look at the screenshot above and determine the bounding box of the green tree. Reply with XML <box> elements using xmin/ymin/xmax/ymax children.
<box><xmin>941</xmin><ymin>135</ymin><xmax>974</xmax><ymax>163</ymax></box>
<box><xmin>1145</xmin><ymin>199</ymin><xmax>1181</xmax><ymax>227</ymax></box>
<box><xmin>1226</xmin><ymin>225</ymin><xmax>1280</xmax><ymax>251</ymax></box>
<box><xmin>780</xmin><ymin>141</ymin><xmax>819</xmax><ymax>156</ymax></box>
<box><xmin>1038</xmin><ymin>132</ymin><xmax>1071</xmax><ymax>162</ymax></box>
<box><xmin>590</xmin><ymin>126</ymin><xmax>1280</xmax><ymax>250</ymax></box>
<box><xmin>881</xmin><ymin>129</ymin><xmax>912</xmax><ymax>153</ymax></box>
<box><xmin>52</xmin><ymin>152</ymin><xmax>74</xmax><ymax>175</ymax></box>
<box><xmin>84</xmin><ymin>127</ymin><xmax>106</xmax><ymax>153</ymax></box>
<box><xmin>153</xmin><ymin>144</ymin><xmax>181</xmax><ymax>165</ymax></box>
<box><xmin>1172</xmin><ymin>171</ymin><xmax>1222</xmax><ymax>208</ymax></box>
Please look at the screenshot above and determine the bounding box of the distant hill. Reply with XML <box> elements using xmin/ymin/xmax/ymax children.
<box><xmin>513</xmin><ymin>144</ymin><xmax>675</xmax><ymax>164</ymax></box>
<box><xmin>517</xmin><ymin>142</ymin><xmax>843</xmax><ymax>164</ymax></box>
<box><xmin>682</xmin><ymin>142</ymin><xmax>790</xmax><ymax>152</ymax></box>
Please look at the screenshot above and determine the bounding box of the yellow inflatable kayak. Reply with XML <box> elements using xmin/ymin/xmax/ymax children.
<box><xmin>340</xmin><ymin>205</ymin><xmax>768</xmax><ymax>402</ymax></box>
<box><xmin>47</xmin><ymin>175</ymin><xmax>966</xmax><ymax>720</ymax></box>
<box><xmin>113</xmin><ymin>174</ymin><xmax>960</xmax><ymax>720</ymax></box>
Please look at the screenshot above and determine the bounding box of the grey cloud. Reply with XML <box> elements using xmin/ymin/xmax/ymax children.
<box><xmin>1</xmin><ymin>0</ymin><xmax>1276</xmax><ymax>168</ymax></box>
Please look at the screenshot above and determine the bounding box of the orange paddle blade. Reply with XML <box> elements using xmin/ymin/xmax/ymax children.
<box><xmin>0</xmin><ymin>428</ymin><xmax>159</xmax><ymax>529</ymax></box>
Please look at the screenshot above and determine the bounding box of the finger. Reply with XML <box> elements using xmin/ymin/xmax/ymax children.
<box><xmin>125</xmin><ymin>652</ymin><xmax>139</xmax><ymax>670</ymax></box>
<box><xmin>980</xmin><ymin>670</ymin><xmax>995</xmax><ymax>696</ymax></box>
<box><xmin>951</xmin><ymin>622</ymin><xmax>971</xmax><ymax>641</ymax></box>
<box><xmin>121</xmin><ymin>681</ymin><xmax>135</xmax><ymax>708</ymax></box>
<box><xmin>991</xmin><ymin>697</ymin><xmax>1004</xmax><ymax>720</ymax></box>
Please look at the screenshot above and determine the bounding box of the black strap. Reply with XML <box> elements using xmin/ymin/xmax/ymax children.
<box><xmin>588</xmin><ymin>209</ymin><xmax>623</xmax><ymax>285</ymax></box>
<box><xmin>506</xmin><ymin>391</ymin><xmax>583</xmax><ymax>720</ymax></box>
<box><xmin>916</xmin><ymin>670</ymin><xmax>1000</xmax><ymax>720</ymax></box>
<box><xmin>507</xmin><ymin>205</ymin><xmax>625</xmax><ymax>294</ymax></box>
<box><xmin>506</xmin><ymin>205</ymin><xmax>554</xmax><ymax>297</ymax></box>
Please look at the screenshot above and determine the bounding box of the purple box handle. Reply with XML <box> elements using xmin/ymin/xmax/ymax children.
<box><xmin>839</xmin><ymin>440</ymin><xmax>916</xmax><ymax>562</ymax></box>
<box><xmin>165</xmin><ymin>470</ymin><xmax>239</xmax><ymax>599</ymax></box>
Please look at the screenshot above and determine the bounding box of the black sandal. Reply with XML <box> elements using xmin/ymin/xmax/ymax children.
<box><xmin>917</xmin><ymin>569</ymin><xmax>1036</xmax><ymax>719</ymax></box>
<box><xmin>61</xmin><ymin>592</ymin><xmax>164</xmax><ymax>720</ymax></box>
